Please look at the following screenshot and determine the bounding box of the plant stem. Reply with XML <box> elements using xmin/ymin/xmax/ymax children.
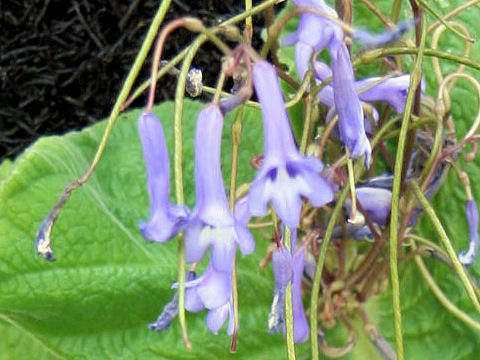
<box><xmin>355</xmin><ymin>47</ymin><xmax>480</xmax><ymax>72</ymax></box>
<box><xmin>388</xmin><ymin>12</ymin><xmax>427</xmax><ymax>360</ymax></box>
<box><xmin>173</xmin><ymin>36</ymin><xmax>208</xmax><ymax>350</ymax></box>
<box><xmin>410</xmin><ymin>180</ymin><xmax>480</xmax><ymax>315</ymax></box>
<box><xmin>284</xmin><ymin>226</ymin><xmax>297</xmax><ymax>360</ymax></box>
<box><xmin>310</xmin><ymin>185</ymin><xmax>350</xmax><ymax>360</ymax></box>
<box><xmin>229</xmin><ymin>106</ymin><xmax>244</xmax><ymax>352</ymax></box>
<box><xmin>412</xmin><ymin>243</ymin><xmax>480</xmax><ymax>331</ymax></box>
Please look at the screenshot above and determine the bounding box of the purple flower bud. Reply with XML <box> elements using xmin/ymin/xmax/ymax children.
<box><xmin>268</xmin><ymin>246</ymin><xmax>293</xmax><ymax>333</ymax></box>
<box><xmin>290</xmin><ymin>247</ymin><xmax>309</xmax><ymax>343</ymax></box>
<box><xmin>138</xmin><ymin>112</ymin><xmax>189</xmax><ymax>242</ymax></box>
<box><xmin>355</xmin><ymin>187</ymin><xmax>392</xmax><ymax>226</ymax></box>
<box><xmin>249</xmin><ymin>61</ymin><xmax>334</xmax><ymax>228</ymax></box>
<box><xmin>272</xmin><ymin>247</ymin><xmax>293</xmax><ymax>289</ymax></box>
<box><xmin>184</xmin><ymin>104</ymin><xmax>254</xmax><ymax>272</ymax></box>
<box><xmin>459</xmin><ymin>199</ymin><xmax>479</xmax><ymax>267</ymax></box>
<box><xmin>331</xmin><ymin>43</ymin><xmax>371</xmax><ymax>166</ymax></box>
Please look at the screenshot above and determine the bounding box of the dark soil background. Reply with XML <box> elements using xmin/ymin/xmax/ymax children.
<box><xmin>0</xmin><ymin>0</ymin><xmax>274</xmax><ymax>161</ymax></box>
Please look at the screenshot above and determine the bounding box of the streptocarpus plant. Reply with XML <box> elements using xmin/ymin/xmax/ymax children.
<box><xmin>22</xmin><ymin>1</ymin><xmax>480</xmax><ymax>359</ymax></box>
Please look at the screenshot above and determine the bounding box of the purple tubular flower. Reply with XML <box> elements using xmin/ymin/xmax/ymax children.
<box><xmin>138</xmin><ymin>112</ymin><xmax>189</xmax><ymax>242</ymax></box>
<box><xmin>459</xmin><ymin>199</ymin><xmax>479</xmax><ymax>267</ymax></box>
<box><xmin>184</xmin><ymin>104</ymin><xmax>254</xmax><ymax>272</ymax></box>
<box><xmin>249</xmin><ymin>61</ymin><xmax>334</xmax><ymax>228</ymax></box>
<box><xmin>289</xmin><ymin>247</ymin><xmax>309</xmax><ymax>343</ymax></box>
<box><xmin>331</xmin><ymin>43</ymin><xmax>371</xmax><ymax>166</ymax></box>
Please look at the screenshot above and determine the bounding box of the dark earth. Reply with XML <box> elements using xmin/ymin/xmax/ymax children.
<box><xmin>1</xmin><ymin>0</ymin><xmax>274</xmax><ymax>160</ymax></box>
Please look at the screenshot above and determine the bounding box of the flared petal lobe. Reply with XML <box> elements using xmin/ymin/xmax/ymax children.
<box><xmin>138</xmin><ymin>112</ymin><xmax>188</xmax><ymax>242</ymax></box>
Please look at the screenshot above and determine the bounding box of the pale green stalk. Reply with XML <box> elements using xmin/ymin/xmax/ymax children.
<box><xmin>355</xmin><ymin>47</ymin><xmax>480</xmax><ymax>72</ymax></box>
<box><xmin>283</xmin><ymin>226</ymin><xmax>296</xmax><ymax>360</ymax></box>
<box><xmin>413</xmin><ymin>247</ymin><xmax>480</xmax><ymax>331</ymax></box>
<box><xmin>388</xmin><ymin>12</ymin><xmax>427</xmax><ymax>360</ymax></box>
<box><xmin>173</xmin><ymin>36</ymin><xmax>208</xmax><ymax>350</ymax></box>
<box><xmin>310</xmin><ymin>185</ymin><xmax>350</xmax><ymax>360</ymax></box>
<box><xmin>410</xmin><ymin>180</ymin><xmax>480</xmax><ymax>315</ymax></box>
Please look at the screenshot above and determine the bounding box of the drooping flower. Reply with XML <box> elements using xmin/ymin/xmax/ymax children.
<box><xmin>330</xmin><ymin>43</ymin><xmax>371</xmax><ymax>166</ymax></box>
<box><xmin>184</xmin><ymin>104</ymin><xmax>254</xmax><ymax>272</ymax></box>
<box><xmin>285</xmin><ymin>0</ymin><xmax>371</xmax><ymax>165</ymax></box>
<box><xmin>459</xmin><ymin>199</ymin><xmax>479</xmax><ymax>267</ymax></box>
<box><xmin>138</xmin><ymin>112</ymin><xmax>189</xmax><ymax>242</ymax></box>
<box><xmin>248</xmin><ymin>61</ymin><xmax>334</xmax><ymax>228</ymax></box>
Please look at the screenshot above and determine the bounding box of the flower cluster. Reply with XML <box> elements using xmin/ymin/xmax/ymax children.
<box><xmin>133</xmin><ymin>0</ymin><xmax>479</xmax><ymax>352</ymax></box>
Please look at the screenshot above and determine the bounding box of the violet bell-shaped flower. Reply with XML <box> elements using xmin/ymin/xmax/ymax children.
<box><xmin>184</xmin><ymin>104</ymin><xmax>254</xmax><ymax>272</ymax></box>
<box><xmin>138</xmin><ymin>112</ymin><xmax>189</xmax><ymax>242</ymax></box>
<box><xmin>248</xmin><ymin>61</ymin><xmax>334</xmax><ymax>228</ymax></box>
<box><xmin>459</xmin><ymin>199</ymin><xmax>479</xmax><ymax>267</ymax></box>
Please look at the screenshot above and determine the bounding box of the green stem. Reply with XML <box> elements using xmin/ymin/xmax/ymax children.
<box><xmin>388</xmin><ymin>12</ymin><xmax>427</xmax><ymax>360</ymax></box>
<box><xmin>299</xmin><ymin>77</ymin><xmax>314</xmax><ymax>154</ymax></box>
<box><xmin>413</xmin><ymin>246</ymin><xmax>480</xmax><ymax>331</ymax></box>
<box><xmin>173</xmin><ymin>35</ymin><xmax>208</xmax><ymax>350</ymax></box>
<box><xmin>310</xmin><ymin>185</ymin><xmax>350</xmax><ymax>360</ymax></box>
<box><xmin>390</xmin><ymin>0</ymin><xmax>403</xmax><ymax>23</ymax></box>
<box><xmin>355</xmin><ymin>47</ymin><xmax>480</xmax><ymax>72</ymax></box>
<box><xmin>229</xmin><ymin>107</ymin><xmax>244</xmax><ymax>352</ymax></box>
<box><xmin>283</xmin><ymin>226</ymin><xmax>296</xmax><ymax>360</ymax></box>
<box><xmin>410</xmin><ymin>180</ymin><xmax>480</xmax><ymax>315</ymax></box>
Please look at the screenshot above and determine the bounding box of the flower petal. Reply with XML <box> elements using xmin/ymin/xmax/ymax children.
<box><xmin>210</xmin><ymin>231</ymin><xmax>236</xmax><ymax>273</ymax></box>
<box><xmin>206</xmin><ymin>303</ymin><xmax>230</xmax><ymax>335</ymax></box>
<box><xmin>235</xmin><ymin>222</ymin><xmax>255</xmax><ymax>256</ymax></box>
<box><xmin>184</xmin><ymin>219</ymin><xmax>211</xmax><ymax>263</ymax></box>
<box><xmin>196</xmin><ymin>266</ymin><xmax>231</xmax><ymax>309</ymax></box>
